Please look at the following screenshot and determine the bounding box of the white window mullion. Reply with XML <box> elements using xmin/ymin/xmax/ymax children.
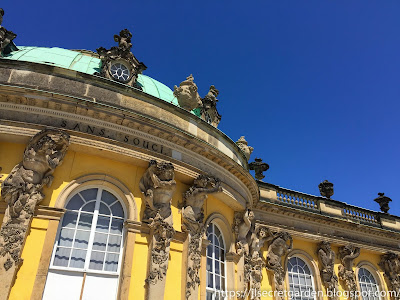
<box><xmin>84</xmin><ymin>188</ymin><xmax>102</xmax><ymax>270</ymax></box>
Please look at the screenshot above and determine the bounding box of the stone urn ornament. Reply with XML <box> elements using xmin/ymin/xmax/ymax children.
<box><xmin>319</xmin><ymin>180</ymin><xmax>334</xmax><ymax>199</ymax></box>
<box><xmin>374</xmin><ymin>193</ymin><xmax>392</xmax><ymax>213</ymax></box>
<box><xmin>249</xmin><ymin>158</ymin><xmax>269</xmax><ymax>181</ymax></box>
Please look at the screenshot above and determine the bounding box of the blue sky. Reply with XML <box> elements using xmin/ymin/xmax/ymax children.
<box><xmin>3</xmin><ymin>1</ymin><xmax>400</xmax><ymax>214</ymax></box>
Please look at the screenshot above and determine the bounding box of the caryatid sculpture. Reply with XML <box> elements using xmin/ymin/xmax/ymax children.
<box><xmin>181</xmin><ymin>175</ymin><xmax>222</xmax><ymax>300</ymax></box>
<box><xmin>379</xmin><ymin>252</ymin><xmax>400</xmax><ymax>300</ymax></box>
<box><xmin>266</xmin><ymin>231</ymin><xmax>293</xmax><ymax>299</ymax></box>
<box><xmin>139</xmin><ymin>160</ymin><xmax>176</xmax><ymax>298</ymax></box>
<box><xmin>0</xmin><ymin>129</ymin><xmax>69</xmax><ymax>299</ymax></box>
<box><xmin>317</xmin><ymin>241</ymin><xmax>339</xmax><ymax>299</ymax></box>
<box><xmin>338</xmin><ymin>244</ymin><xmax>360</xmax><ymax>300</ymax></box>
<box><xmin>233</xmin><ymin>209</ymin><xmax>254</xmax><ymax>257</ymax></box>
<box><xmin>173</xmin><ymin>74</ymin><xmax>202</xmax><ymax>111</ymax></box>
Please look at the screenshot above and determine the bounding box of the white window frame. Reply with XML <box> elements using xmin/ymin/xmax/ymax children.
<box><xmin>49</xmin><ymin>185</ymin><xmax>126</xmax><ymax>276</ymax></box>
<box><xmin>206</xmin><ymin>222</ymin><xmax>227</xmax><ymax>300</ymax></box>
<box><xmin>287</xmin><ymin>255</ymin><xmax>317</xmax><ymax>300</ymax></box>
<box><xmin>357</xmin><ymin>266</ymin><xmax>381</xmax><ymax>300</ymax></box>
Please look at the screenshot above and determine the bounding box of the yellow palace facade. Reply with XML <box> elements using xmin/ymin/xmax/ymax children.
<box><xmin>0</xmin><ymin>8</ymin><xmax>400</xmax><ymax>300</ymax></box>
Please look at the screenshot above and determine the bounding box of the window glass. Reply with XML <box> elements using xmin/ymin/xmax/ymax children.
<box><xmin>358</xmin><ymin>267</ymin><xmax>380</xmax><ymax>300</ymax></box>
<box><xmin>51</xmin><ymin>188</ymin><xmax>125</xmax><ymax>273</ymax></box>
<box><xmin>288</xmin><ymin>257</ymin><xmax>315</xmax><ymax>300</ymax></box>
<box><xmin>206</xmin><ymin>222</ymin><xmax>226</xmax><ymax>299</ymax></box>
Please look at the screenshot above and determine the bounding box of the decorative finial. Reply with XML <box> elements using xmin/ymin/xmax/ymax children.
<box><xmin>236</xmin><ymin>136</ymin><xmax>254</xmax><ymax>162</ymax></box>
<box><xmin>173</xmin><ymin>74</ymin><xmax>202</xmax><ymax>111</ymax></box>
<box><xmin>374</xmin><ymin>193</ymin><xmax>392</xmax><ymax>214</ymax></box>
<box><xmin>249</xmin><ymin>158</ymin><xmax>269</xmax><ymax>181</ymax></box>
<box><xmin>96</xmin><ymin>29</ymin><xmax>146</xmax><ymax>88</ymax></box>
<box><xmin>318</xmin><ymin>180</ymin><xmax>334</xmax><ymax>199</ymax></box>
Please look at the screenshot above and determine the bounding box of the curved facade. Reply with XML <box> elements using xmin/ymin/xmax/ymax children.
<box><xmin>0</xmin><ymin>13</ymin><xmax>400</xmax><ymax>300</ymax></box>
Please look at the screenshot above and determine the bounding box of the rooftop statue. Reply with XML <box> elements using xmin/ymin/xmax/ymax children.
<box><xmin>200</xmin><ymin>85</ymin><xmax>222</xmax><ymax>127</ymax></box>
<box><xmin>173</xmin><ymin>74</ymin><xmax>202</xmax><ymax>111</ymax></box>
<box><xmin>96</xmin><ymin>29</ymin><xmax>146</xmax><ymax>88</ymax></box>
<box><xmin>0</xmin><ymin>8</ymin><xmax>17</xmax><ymax>56</ymax></box>
<box><xmin>236</xmin><ymin>136</ymin><xmax>254</xmax><ymax>162</ymax></box>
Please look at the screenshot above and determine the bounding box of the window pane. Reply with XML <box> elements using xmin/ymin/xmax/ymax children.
<box><xmin>96</xmin><ymin>216</ymin><xmax>110</xmax><ymax>233</ymax></box>
<box><xmin>80</xmin><ymin>188</ymin><xmax>98</xmax><ymax>201</ymax></box>
<box><xmin>99</xmin><ymin>203</ymin><xmax>110</xmax><ymax>215</ymax></box>
<box><xmin>207</xmin><ymin>257</ymin><xmax>212</xmax><ymax>272</ymax></box>
<box><xmin>206</xmin><ymin>291</ymin><xmax>213</xmax><ymax>300</ymax></box>
<box><xmin>104</xmin><ymin>253</ymin><xmax>119</xmax><ymax>272</ymax></box>
<box><xmin>107</xmin><ymin>235</ymin><xmax>122</xmax><ymax>252</ymax></box>
<box><xmin>215</xmin><ymin>246</ymin><xmax>220</xmax><ymax>260</ymax></box>
<box><xmin>110</xmin><ymin>219</ymin><xmax>123</xmax><ymax>235</ymax></box>
<box><xmin>102</xmin><ymin>190</ymin><xmax>117</xmax><ymax>205</ymax></box>
<box><xmin>89</xmin><ymin>251</ymin><xmax>105</xmax><ymax>270</ymax></box>
<box><xmin>111</xmin><ymin>202</ymin><xmax>124</xmax><ymax>218</ymax></box>
<box><xmin>207</xmin><ymin>271</ymin><xmax>213</xmax><ymax>288</ymax></box>
<box><xmin>58</xmin><ymin>228</ymin><xmax>74</xmax><ymax>247</ymax></box>
<box><xmin>221</xmin><ymin>262</ymin><xmax>225</xmax><ymax>276</ymax></box>
<box><xmin>66</xmin><ymin>195</ymin><xmax>84</xmax><ymax>210</ymax></box>
<box><xmin>92</xmin><ymin>232</ymin><xmax>107</xmax><ymax>251</ymax></box>
<box><xmin>73</xmin><ymin>230</ymin><xmax>90</xmax><ymax>249</ymax></box>
<box><xmin>53</xmin><ymin>247</ymin><xmax>71</xmax><ymax>267</ymax></box>
<box><xmin>82</xmin><ymin>201</ymin><xmax>95</xmax><ymax>213</ymax></box>
<box><xmin>62</xmin><ymin>211</ymin><xmax>78</xmax><ymax>228</ymax></box>
<box><xmin>77</xmin><ymin>213</ymin><xmax>93</xmax><ymax>230</ymax></box>
<box><xmin>70</xmin><ymin>249</ymin><xmax>86</xmax><ymax>268</ymax></box>
<box><xmin>215</xmin><ymin>275</ymin><xmax>221</xmax><ymax>289</ymax></box>
<box><xmin>215</xmin><ymin>260</ymin><xmax>220</xmax><ymax>274</ymax></box>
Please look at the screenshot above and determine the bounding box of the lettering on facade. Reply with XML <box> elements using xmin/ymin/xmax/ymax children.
<box><xmin>61</xmin><ymin>120</ymin><xmax>167</xmax><ymax>155</ymax></box>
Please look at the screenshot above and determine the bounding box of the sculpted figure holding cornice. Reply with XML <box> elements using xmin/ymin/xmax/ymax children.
<box><xmin>317</xmin><ymin>241</ymin><xmax>339</xmax><ymax>299</ymax></box>
<box><xmin>140</xmin><ymin>160</ymin><xmax>176</xmax><ymax>296</ymax></box>
<box><xmin>0</xmin><ymin>129</ymin><xmax>69</xmax><ymax>272</ymax></box>
<box><xmin>233</xmin><ymin>209</ymin><xmax>254</xmax><ymax>256</ymax></box>
<box><xmin>140</xmin><ymin>160</ymin><xmax>176</xmax><ymax>225</ymax></box>
<box><xmin>182</xmin><ymin>174</ymin><xmax>222</xmax><ymax>232</ymax></box>
<box><xmin>338</xmin><ymin>244</ymin><xmax>360</xmax><ymax>300</ymax></box>
<box><xmin>244</xmin><ymin>224</ymin><xmax>272</xmax><ymax>300</ymax></box>
<box><xmin>182</xmin><ymin>174</ymin><xmax>222</xmax><ymax>299</ymax></box>
<box><xmin>379</xmin><ymin>252</ymin><xmax>400</xmax><ymax>300</ymax></box>
<box><xmin>266</xmin><ymin>231</ymin><xmax>293</xmax><ymax>299</ymax></box>
<box><xmin>173</xmin><ymin>74</ymin><xmax>202</xmax><ymax>111</ymax></box>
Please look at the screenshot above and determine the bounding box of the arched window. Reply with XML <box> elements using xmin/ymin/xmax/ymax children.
<box><xmin>206</xmin><ymin>222</ymin><xmax>226</xmax><ymax>299</ymax></box>
<box><xmin>287</xmin><ymin>256</ymin><xmax>316</xmax><ymax>300</ymax></box>
<box><xmin>43</xmin><ymin>187</ymin><xmax>126</xmax><ymax>300</ymax></box>
<box><xmin>358</xmin><ymin>267</ymin><xmax>380</xmax><ymax>300</ymax></box>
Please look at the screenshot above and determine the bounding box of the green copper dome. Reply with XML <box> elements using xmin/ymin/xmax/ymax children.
<box><xmin>3</xmin><ymin>46</ymin><xmax>198</xmax><ymax>115</ymax></box>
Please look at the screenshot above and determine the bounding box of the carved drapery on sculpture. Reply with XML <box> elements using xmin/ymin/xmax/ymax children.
<box><xmin>173</xmin><ymin>74</ymin><xmax>202</xmax><ymax>111</ymax></box>
<box><xmin>338</xmin><ymin>245</ymin><xmax>360</xmax><ymax>300</ymax></box>
<box><xmin>266</xmin><ymin>231</ymin><xmax>293</xmax><ymax>300</ymax></box>
<box><xmin>181</xmin><ymin>175</ymin><xmax>222</xmax><ymax>300</ymax></box>
<box><xmin>0</xmin><ymin>129</ymin><xmax>70</xmax><ymax>271</ymax></box>
<box><xmin>379</xmin><ymin>252</ymin><xmax>400</xmax><ymax>300</ymax></box>
<box><xmin>317</xmin><ymin>241</ymin><xmax>339</xmax><ymax>299</ymax></box>
<box><xmin>96</xmin><ymin>29</ymin><xmax>146</xmax><ymax>88</ymax></box>
<box><xmin>236</xmin><ymin>136</ymin><xmax>254</xmax><ymax>162</ymax></box>
<box><xmin>0</xmin><ymin>8</ymin><xmax>18</xmax><ymax>56</ymax></box>
<box><xmin>140</xmin><ymin>160</ymin><xmax>176</xmax><ymax>299</ymax></box>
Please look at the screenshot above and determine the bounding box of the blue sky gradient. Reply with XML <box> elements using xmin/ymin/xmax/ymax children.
<box><xmin>2</xmin><ymin>1</ymin><xmax>399</xmax><ymax>214</ymax></box>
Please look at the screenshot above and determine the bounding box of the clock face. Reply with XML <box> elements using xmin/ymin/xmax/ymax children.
<box><xmin>110</xmin><ymin>61</ymin><xmax>130</xmax><ymax>82</ymax></box>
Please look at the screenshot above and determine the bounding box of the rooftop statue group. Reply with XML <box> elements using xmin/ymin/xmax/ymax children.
<box><xmin>173</xmin><ymin>75</ymin><xmax>222</xmax><ymax>127</ymax></box>
<box><xmin>0</xmin><ymin>8</ymin><xmax>18</xmax><ymax>56</ymax></box>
